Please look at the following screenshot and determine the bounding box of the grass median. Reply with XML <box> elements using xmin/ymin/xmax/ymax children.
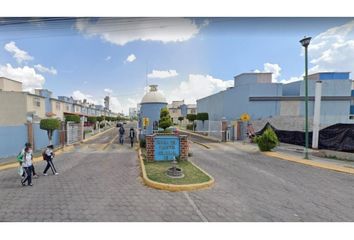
<box><xmin>141</xmin><ymin>148</ymin><xmax>211</xmax><ymax>185</ymax></box>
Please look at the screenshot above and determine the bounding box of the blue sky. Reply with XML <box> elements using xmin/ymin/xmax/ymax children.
<box><xmin>0</xmin><ymin>17</ymin><xmax>353</xmax><ymax>114</ymax></box>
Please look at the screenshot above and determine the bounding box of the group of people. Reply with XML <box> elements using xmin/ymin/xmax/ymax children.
<box><xmin>117</xmin><ymin>124</ymin><xmax>136</xmax><ymax>147</ymax></box>
<box><xmin>17</xmin><ymin>143</ymin><xmax>58</xmax><ymax>187</ymax></box>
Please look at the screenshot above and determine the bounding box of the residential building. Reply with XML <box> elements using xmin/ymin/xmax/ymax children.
<box><xmin>129</xmin><ymin>107</ymin><xmax>137</xmax><ymax>118</ymax></box>
<box><xmin>0</xmin><ymin>77</ymin><xmax>22</xmax><ymax>92</ymax></box>
<box><xmin>167</xmin><ymin>100</ymin><xmax>184</xmax><ymax>124</ymax></box>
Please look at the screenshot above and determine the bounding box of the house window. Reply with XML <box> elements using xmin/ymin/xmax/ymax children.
<box><xmin>66</xmin><ymin>104</ymin><xmax>70</xmax><ymax>111</ymax></box>
<box><xmin>33</xmin><ymin>97</ymin><xmax>40</xmax><ymax>107</ymax></box>
<box><xmin>56</xmin><ymin>102</ymin><xmax>61</xmax><ymax>111</ymax></box>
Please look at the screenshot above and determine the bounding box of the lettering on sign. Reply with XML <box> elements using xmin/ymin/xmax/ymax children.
<box><xmin>154</xmin><ymin>136</ymin><xmax>180</xmax><ymax>161</ymax></box>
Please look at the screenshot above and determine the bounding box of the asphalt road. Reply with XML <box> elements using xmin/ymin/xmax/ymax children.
<box><xmin>0</xmin><ymin>124</ymin><xmax>353</xmax><ymax>221</ymax></box>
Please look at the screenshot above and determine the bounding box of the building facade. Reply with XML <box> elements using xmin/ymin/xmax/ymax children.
<box><xmin>138</xmin><ymin>85</ymin><xmax>167</xmax><ymax>135</ymax></box>
<box><xmin>197</xmin><ymin>72</ymin><xmax>354</xmax><ymax>131</ymax></box>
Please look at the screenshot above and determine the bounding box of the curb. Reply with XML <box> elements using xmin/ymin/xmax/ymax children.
<box><xmin>178</xmin><ymin>129</ymin><xmax>221</xmax><ymax>143</ymax></box>
<box><xmin>190</xmin><ymin>140</ymin><xmax>210</xmax><ymax>149</ymax></box>
<box><xmin>0</xmin><ymin>127</ymin><xmax>115</xmax><ymax>171</ymax></box>
<box><xmin>263</xmin><ymin>151</ymin><xmax>354</xmax><ymax>175</ymax></box>
<box><xmin>137</xmin><ymin>147</ymin><xmax>214</xmax><ymax>192</ymax></box>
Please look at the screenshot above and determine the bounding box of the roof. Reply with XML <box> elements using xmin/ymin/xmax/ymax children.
<box><xmin>0</xmin><ymin>76</ymin><xmax>22</xmax><ymax>84</ymax></box>
<box><xmin>141</xmin><ymin>85</ymin><xmax>167</xmax><ymax>104</ymax></box>
<box><xmin>234</xmin><ymin>72</ymin><xmax>272</xmax><ymax>79</ymax></box>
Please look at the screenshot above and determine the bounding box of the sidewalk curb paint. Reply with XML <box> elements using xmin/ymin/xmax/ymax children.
<box><xmin>264</xmin><ymin>151</ymin><xmax>354</xmax><ymax>175</ymax></box>
<box><xmin>178</xmin><ymin>129</ymin><xmax>221</xmax><ymax>143</ymax></box>
<box><xmin>0</xmin><ymin>127</ymin><xmax>115</xmax><ymax>171</ymax></box>
<box><xmin>137</xmin><ymin>146</ymin><xmax>214</xmax><ymax>192</ymax></box>
<box><xmin>190</xmin><ymin>140</ymin><xmax>210</xmax><ymax>149</ymax></box>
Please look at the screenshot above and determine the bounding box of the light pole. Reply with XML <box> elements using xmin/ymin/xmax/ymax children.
<box><xmin>300</xmin><ymin>36</ymin><xmax>311</xmax><ymax>159</ymax></box>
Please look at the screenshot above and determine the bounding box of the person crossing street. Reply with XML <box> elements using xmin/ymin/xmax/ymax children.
<box><xmin>119</xmin><ymin>125</ymin><xmax>125</xmax><ymax>145</ymax></box>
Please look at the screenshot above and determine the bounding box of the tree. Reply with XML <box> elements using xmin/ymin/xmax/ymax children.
<box><xmin>178</xmin><ymin>116</ymin><xmax>184</xmax><ymax>125</ymax></box>
<box><xmin>40</xmin><ymin>119</ymin><xmax>61</xmax><ymax>145</ymax></box>
<box><xmin>96</xmin><ymin>116</ymin><xmax>104</xmax><ymax>122</ymax></box>
<box><xmin>197</xmin><ymin>112</ymin><xmax>209</xmax><ymax>128</ymax></box>
<box><xmin>65</xmin><ymin>115</ymin><xmax>80</xmax><ymax>123</ymax></box>
<box><xmin>186</xmin><ymin>114</ymin><xmax>197</xmax><ymax>131</ymax></box>
<box><xmin>87</xmin><ymin>116</ymin><xmax>97</xmax><ymax>124</ymax></box>
<box><xmin>186</xmin><ymin>114</ymin><xmax>197</xmax><ymax>123</ymax></box>
<box><xmin>159</xmin><ymin>107</ymin><xmax>173</xmax><ymax>130</ymax></box>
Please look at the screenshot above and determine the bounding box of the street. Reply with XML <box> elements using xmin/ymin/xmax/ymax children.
<box><xmin>0</xmin><ymin>124</ymin><xmax>353</xmax><ymax>221</ymax></box>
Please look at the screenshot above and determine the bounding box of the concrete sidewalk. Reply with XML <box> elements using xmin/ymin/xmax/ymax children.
<box><xmin>227</xmin><ymin>141</ymin><xmax>354</xmax><ymax>174</ymax></box>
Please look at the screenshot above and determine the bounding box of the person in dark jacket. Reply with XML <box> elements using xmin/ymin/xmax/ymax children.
<box><xmin>119</xmin><ymin>126</ymin><xmax>125</xmax><ymax>145</ymax></box>
<box><xmin>43</xmin><ymin>145</ymin><xmax>58</xmax><ymax>176</ymax></box>
<box><xmin>129</xmin><ymin>127</ymin><xmax>135</xmax><ymax>147</ymax></box>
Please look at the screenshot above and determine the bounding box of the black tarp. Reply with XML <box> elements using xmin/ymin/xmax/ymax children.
<box><xmin>255</xmin><ymin>122</ymin><xmax>354</xmax><ymax>153</ymax></box>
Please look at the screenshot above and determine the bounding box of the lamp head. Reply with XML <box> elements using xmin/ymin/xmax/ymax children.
<box><xmin>300</xmin><ymin>36</ymin><xmax>312</xmax><ymax>47</ymax></box>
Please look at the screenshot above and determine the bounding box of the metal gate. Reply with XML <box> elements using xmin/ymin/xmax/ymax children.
<box><xmin>66</xmin><ymin>122</ymin><xmax>81</xmax><ymax>145</ymax></box>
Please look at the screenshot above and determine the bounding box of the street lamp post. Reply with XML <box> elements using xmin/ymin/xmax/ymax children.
<box><xmin>300</xmin><ymin>36</ymin><xmax>311</xmax><ymax>159</ymax></box>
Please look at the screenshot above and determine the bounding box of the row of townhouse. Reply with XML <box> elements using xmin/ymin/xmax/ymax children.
<box><xmin>167</xmin><ymin>100</ymin><xmax>197</xmax><ymax>124</ymax></box>
<box><xmin>0</xmin><ymin>77</ymin><xmax>118</xmax><ymax>126</ymax></box>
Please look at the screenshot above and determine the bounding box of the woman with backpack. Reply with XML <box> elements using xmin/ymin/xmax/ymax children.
<box><xmin>42</xmin><ymin>145</ymin><xmax>59</xmax><ymax>176</ymax></box>
<box><xmin>21</xmin><ymin>147</ymin><xmax>34</xmax><ymax>186</ymax></box>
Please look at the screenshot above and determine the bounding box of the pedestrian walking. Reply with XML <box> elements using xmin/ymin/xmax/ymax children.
<box><xmin>119</xmin><ymin>125</ymin><xmax>125</xmax><ymax>145</ymax></box>
<box><xmin>21</xmin><ymin>147</ymin><xmax>33</xmax><ymax>186</ymax></box>
<box><xmin>43</xmin><ymin>145</ymin><xmax>59</xmax><ymax>176</ymax></box>
<box><xmin>129</xmin><ymin>127</ymin><xmax>135</xmax><ymax>147</ymax></box>
<box><xmin>18</xmin><ymin>143</ymin><xmax>38</xmax><ymax>179</ymax></box>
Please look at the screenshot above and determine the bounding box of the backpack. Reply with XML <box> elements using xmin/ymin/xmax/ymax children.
<box><xmin>16</xmin><ymin>151</ymin><xmax>24</xmax><ymax>163</ymax></box>
<box><xmin>42</xmin><ymin>150</ymin><xmax>47</xmax><ymax>160</ymax></box>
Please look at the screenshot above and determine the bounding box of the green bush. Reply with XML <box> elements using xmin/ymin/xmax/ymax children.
<box><xmin>186</xmin><ymin>123</ymin><xmax>196</xmax><ymax>131</ymax></box>
<box><xmin>87</xmin><ymin>116</ymin><xmax>97</xmax><ymax>124</ymax></box>
<box><xmin>40</xmin><ymin>118</ymin><xmax>61</xmax><ymax>144</ymax></box>
<box><xmin>254</xmin><ymin>127</ymin><xmax>279</xmax><ymax>151</ymax></box>
<box><xmin>140</xmin><ymin>138</ymin><xmax>146</xmax><ymax>148</ymax></box>
<box><xmin>186</xmin><ymin>114</ymin><xmax>197</xmax><ymax>122</ymax></box>
<box><xmin>65</xmin><ymin>115</ymin><xmax>80</xmax><ymax>123</ymax></box>
<box><xmin>159</xmin><ymin>107</ymin><xmax>172</xmax><ymax>130</ymax></box>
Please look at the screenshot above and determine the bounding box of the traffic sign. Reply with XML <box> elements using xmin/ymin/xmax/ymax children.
<box><xmin>240</xmin><ymin>113</ymin><xmax>250</xmax><ymax>122</ymax></box>
<box><xmin>143</xmin><ymin>117</ymin><xmax>150</xmax><ymax>127</ymax></box>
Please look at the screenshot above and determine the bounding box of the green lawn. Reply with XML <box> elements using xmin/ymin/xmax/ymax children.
<box><xmin>144</xmin><ymin>160</ymin><xmax>211</xmax><ymax>185</ymax></box>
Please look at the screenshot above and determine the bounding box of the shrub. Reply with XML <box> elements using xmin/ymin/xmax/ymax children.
<box><xmin>65</xmin><ymin>115</ymin><xmax>80</xmax><ymax>123</ymax></box>
<box><xmin>186</xmin><ymin>123</ymin><xmax>196</xmax><ymax>131</ymax></box>
<box><xmin>87</xmin><ymin>116</ymin><xmax>97</xmax><ymax>124</ymax></box>
<box><xmin>139</xmin><ymin>138</ymin><xmax>146</xmax><ymax>148</ymax></box>
<box><xmin>159</xmin><ymin>107</ymin><xmax>172</xmax><ymax>130</ymax></box>
<box><xmin>197</xmin><ymin>112</ymin><xmax>209</xmax><ymax>128</ymax></box>
<box><xmin>40</xmin><ymin>118</ymin><xmax>61</xmax><ymax>144</ymax></box>
<box><xmin>186</xmin><ymin>114</ymin><xmax>197</xmax><ymax>123</ymax></box>
<box><xmin>254</xmin><ymin>127</ymin><xmax>279</xmax><ymax>151</ymax></box>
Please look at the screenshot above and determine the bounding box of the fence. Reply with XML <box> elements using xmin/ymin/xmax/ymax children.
<box><xmin>0</xmin><ymin>123</ymin><xmax>62</xmax><ymax>159</ymax></box>
<box><xmin>195</xmin><ymin>120</ymin><xmax>224</xmax><ymax>140</ymax></box>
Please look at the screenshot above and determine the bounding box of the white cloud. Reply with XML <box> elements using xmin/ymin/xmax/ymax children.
<box><xmin>34</xmin><ymin>64</ymin><xmax>57</xmax><ymax>75</ymax></box>
<box><xmin>125</xmin><ymin>54</ymin><xmax>136</xmax><ymax>63</ymax></box>
<box><xmin>308</xmin><ymin>20</ymin><xmax>354</xmax><ymax>74</ymax></box>
<box><xmin>166</xmin><ymin>74</ymin><xmax>233</xmax><ymax>103</ymax></box>
<box><xmin>254</xmin><ymin>63</ymin><xmax>282</xmax><ymax>82</ymax></box>
<box><xmin>76</xmin><ymin>18</ymin><xmax>208</xmax><ymax>46</ymax></box>
<box><xmin>4</xmin><ymin>41</ymin><xmax>34</xmax><ymax>64</ymax></box>
<box><xmin>0</xmin><ymin>63</ymin><xmax>44</xmax><ymax>92</ymax></box>
<box><xmin>147</xmin><ymin>69</ymin><xmax>178</xmax><ymax>79</ymax></box>
<box><xmin>72</xmin><ymin>90</ymin><xmax>97</xmax><ymax>104</ymax></box>
<box><xmin>109</xmin><ymin>96</ymin><xmax>123</xmax><ymax>114</ymax></box>
<box><xmin>105</xmin><ymin>56</ymin><xmax>111</xmax><ymax>61</ymax></box>
<box><xmin>104</xmin><ymin>88</ymin><xmax>113</xmax><ymax>94</ymax></box>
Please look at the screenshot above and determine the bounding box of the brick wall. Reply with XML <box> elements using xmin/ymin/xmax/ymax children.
<box><xmin>179</xmin><ymin>135</ymin><xmax>188</xmax><ymax>161</ymax></box>
<box><xmin>146</xmin><ymin>135</ymin><xmax>155</xmax><ymax>162</ymax></box>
